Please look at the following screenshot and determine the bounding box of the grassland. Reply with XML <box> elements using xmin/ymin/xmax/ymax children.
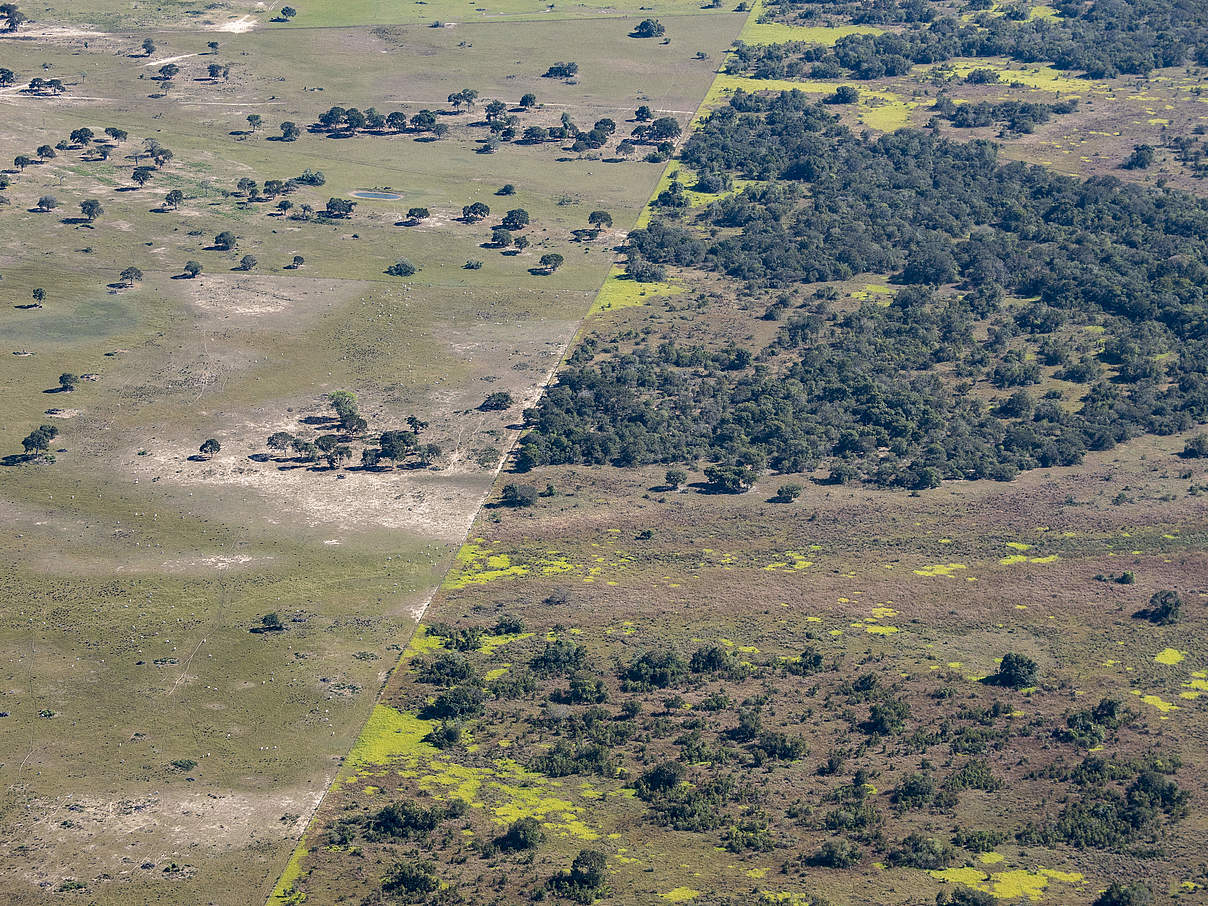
<box><xmin>0</xmin><ymin>2</ymin><xmax>745</xmax><ymax>903</ymax></box>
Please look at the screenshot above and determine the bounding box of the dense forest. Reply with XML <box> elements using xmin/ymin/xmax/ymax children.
<box><xmin>517</xmin><ymin>92</ymin><xmax>1208</xmax><ymax>488</ymax></box>
<box><xmin>735</xmin><ymin>0</ymin><xmax>1208</xmax><ymax>80</ymax></box>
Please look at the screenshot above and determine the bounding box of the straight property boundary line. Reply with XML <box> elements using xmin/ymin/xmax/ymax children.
<box><xmin>261</xmin><ymin>11</ymin><xmax>755</xmax><ymax>902</ymax></box>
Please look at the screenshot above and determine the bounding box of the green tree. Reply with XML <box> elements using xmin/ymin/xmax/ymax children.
<box><xmin>632</xmin><ymin>17</ymin><xmax>665</xmax><ymax>37</ymax></box>
<box><xmin>379</xmin><ymin>429</ymin><xmax>417</xmax><ymax>466</ymax></box>
<box><xmin>238</xmin><ymin>254</ymin><xmax>257</xmax><ymax>271</ymax></box>
<box><xmin>199</xmin><ymin>438</ymin><xmax>221</xmax><ymax>458</ymax></box>
<box><xmin>142</xmin><ymin>37</ymin><xmax>156</xmax><ymax>56</ymax></box>
<box><xmin>988</xmin><ymin>653</ymin><xmax>1038</xmax><ymax>689</ymax></box>
<box><xmin>21</xmin><ymin>424</ymin><xmax>59</xmax><ymax>455</ymax></box>
<box><xmin>35</xmin><ymin>194</ymin><xmax>57</xmax><ymax>212</ymax></box>
<box><xmin>501</xmin><ymin>208</ymin><xmax>529</xmax><ymax>230</ymax></box>
<box><xmin>539</xmin><ymin>252</ymin><xmax>564</xmax><ymax>273</ymax></box>
<box><xmin>214</xmin><ymin>230</ymin><xmax>236</xmax><ymax>250</ymax></box>
<box><xmin>588</xmin><ymin>210</ymin><xmax>612</xmax><ymax>232</ymax></box>
<box><xmin>246</xmin><ymin>114</ymin><xmax>262</xmax><ymax>132</ymax></box>
<box><xmin>407</xmin><ymin>206</ymin><xmax>429</xmax><ymax>221</ymax></box>
<box><xmin>462</xmin><ymin>201</ymin><xmax>490</xmax><ymax>222</ymax></box>
<box><xmin>58</xmin><ymin>373</ymin><xmax>79</xmax><ymax>392</ymax></box>
<box><xmin>80</xmin><ymin>199</ymin><xmax>103</xmax><ymax>222</ymax></box>
<box><xmin>164</xmin><ymin>189</ymin><xmax>184</xmax><ymax>209</ymax></box>
<box><xmin>183</xmin><ymin>260</ymin><xmax>202</xmax><ymax>278</ymax></box>
<box><xmin>131</xmin><ymin>166</ymin><xmax>154</xmax><ymax>188</ymax></box>
<box><xmin>386</xmin><ymin>258</ymin><xmax>417</xmax><ymax>277</ymax></box>
<box><xmin>664</xmin><ymin>468</ymin><xmax>686</xmax><ymax>488</ymax></box>
<box><xmin>119</xmin><ymin>266</ymin><xmax>143</xmax><ymax>286</ymax></box>
<box><xmin>279</xmin><ymin>120</ymin><xmax>300</xmax><ymax>141</ymax></box>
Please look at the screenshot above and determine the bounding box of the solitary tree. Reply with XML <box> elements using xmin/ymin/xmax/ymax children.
<box><xmin>13</xmin><ymin>154</ymin><xmax>32</xmax><ymax>170</ymax></box>
<box><xmin>36</xmin><ymin>145</ymin><xmax>56</xmax><ymax>160</ymax></box>
<box><xmin>386</xmin><ymin>258</ymin><xmax>417</xmax><ymax>277</ymax></box>
<box><xmin>237</xmin><ymin>254</ymin><xmax>257</xmax><ymax>271</ymax></box>
<box><xmin>987</xmin><ymin>653</ymin><xmax>1038</xmax><ymax>689</ymax></box>
<box><xmin>165</xmin><ymin>188</ymin><xmax>184</xmax><ymax>209</ymax></box>
<box><xmin>31</xmin><ymin>288</ymin><xmax>45</xmax><ymax>304</ymax></box>
<box><xmin>279</xmin><ymin>120</ymin><xmax>300</xmax><ymax>141</ymax></box>
<box><xmin>214</xmin><ymin>230</ymin><xmax>236</xmax><ymax>250</ymax></box>
<box><xmin>142</xmin><ymin>37</ymin><xmax>156</xmax><ymax>56</ymax></box>
<box><xmin>291</xmin><ymin>255</ymin><xmax>304</xmax><ymax>269</ymax></box>
<box><xmin>131</xmin><ymin>166</ymin><xmax>154</xmax><ymax>188</ymax></box>
<box><xmin>247</xmin><ymin>113</ymin><xmax>262</xmax><ymax>132</ymax></box>
<box><xmin>69</xmin><ymin>127</ymin><xmax>94</xmax><ymax>146</ymax></box>
<box><xmin>407</xmin><ymin>207</ymin><xmax>429</xmax><ymax>222</ymax></box>
<box><xmin>119</xmin><ymin>266</ymin><xmax>143</xmax><ymax>286</ymax></box>
<box><xmin>35</xmin><ymin>194</ymin><xmax>58</xmax><ymax>212</ymax></box>
<box><xmin>199</xmin><ymin>438</ymin><xmax>221</xmax><ymax>459</ymax></box>
<box><xmin>588</xmin><ymin>210</ymin><xmax>612</xmax><ymax>232</ymax></box>
<box><xmin>635</xmin><ymin>104</ymin><xmax>653</xmax><ymax>122</ymax></box>
<box><xmin>539</xmin><ymin>253</ymin><xmax>564</xmax><ymax>273</ymax></box>
<box><xmin>58</xmin><ymin>372</ymin><xmax>79</xmax><ymax>392</ymax></box>
<box><xmin>519</xmin><ymin>92</ymin><xmax>537</xmax><ymax>108</ymax></box>
<box><xmin>280</xmin><ymin>5</ymin><xmax>297</xmax><ymax>19</ymax></box>
<box><xmin>80</xmin><ymin>199</ymin><xmax>103</xmax><ymax>222</ymax></box>
<box><xmin>183</xmin><ymin>260</ymin><xmax>202</xmax><ymax>278</ymax></box>
<box><xmin>632</xmin><ymin>17</ymin><xmax>665</xmax><ymax>37</ymax></box>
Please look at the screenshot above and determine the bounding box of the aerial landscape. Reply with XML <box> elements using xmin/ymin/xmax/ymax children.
<box><xmin>0</xmin><ymin>0</ymin><xmax>1205</xmax><ymax>904</ymax></box>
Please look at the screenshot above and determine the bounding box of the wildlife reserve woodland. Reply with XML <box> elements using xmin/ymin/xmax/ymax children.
<box><xmin>2</xmin><ymin>0</ymin><xmax>1208</xmax><ymax>903</ymax></box>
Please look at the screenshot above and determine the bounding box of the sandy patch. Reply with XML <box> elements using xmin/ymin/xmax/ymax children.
<box><xmin>44</xmin><ymin>408</ymin><xmax>81</xmax><ymax>418</ymax></box>
<box><xmin>8</xmin><ymin>784</ymin><xmax>321</xmax><ymax>890</ymax></box>
<box><xmin>160</xmin><ymin>553</ymin><xmax>263</xmax><ymax>571</ymax></box>
<box><xmin>213</xmin><ymin>14</ymin><xmax>258</xmax><ymax>33</ymax></box>
<box><xmin>185</xmin><ymin>274</ymin><xmax>365</xmax><ymax>321</ymax></box>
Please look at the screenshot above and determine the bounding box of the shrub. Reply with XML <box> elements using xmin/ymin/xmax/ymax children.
<box><xmin>421</xmin><ymin>684</ymin><xmax>484</xmax><ymax>720</ymax></box>
<box><xmin>500</xmin><ymin>482</ymin><xmax>538</xmax><ymax>507</ymax></box>
<box><xmin>497</xmin><ymin>816</ymin><xmax>544</xmax><ymax>851</ymax></box>
<box><xmin>1133</xmin><ymin>589</ymin><xmax>1180</xmax><ymax>625</ymax></box>
<box><xmin>620</xmin><ymin>648</ymin><xmax>687</xmax><ymax>690</ymax></box>
<box><xmin>382</xmin><ymin>859</ymin><xmax>439</xmax><ymax>895</ymax></box>
<box><xmin>480</xmin><ymin>390</ymin><xmax>513</xmax><ymax>410</ymax></box>
<box><xmin>810</xmin><ymin>838</ymin><xmax>861</xmax><ymax>868</ymax></box>
<box><xmin>887</xmin><ymin>832</ymin><xmax>955</xmax><ymax>869</ymax></box>
<box><xmin>385</xmin><ymin>258</ymin><xmax>417</xmax><ymax>277</ymax></box>
<box><xmin>1093</xmin><ymin>882</ymin><xmax>1153</xmax><ymax>906</ymax></box>
<box><xmin>985</xmin><ymin>652</ymin><xmax>1038</xmax><ymax>688</ymax></box>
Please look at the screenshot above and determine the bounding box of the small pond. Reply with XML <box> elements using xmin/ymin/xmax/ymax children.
<box><xmin>350</xmin><ymin>190</ymin><xmax>403</xmax><ymax>200</ymax></box>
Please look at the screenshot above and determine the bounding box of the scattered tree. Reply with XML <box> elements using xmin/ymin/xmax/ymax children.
<box><xmin>199</xmin><ymin>438</ymin><xmax>221</xmax><ymax>459</ymax></box>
